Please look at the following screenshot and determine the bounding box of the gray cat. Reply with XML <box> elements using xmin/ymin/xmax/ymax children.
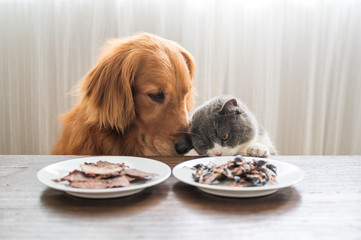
<box><xmin>189</xmin><ymin>96</ymin><xmax>277</xmax><ymax>157</ymax></box>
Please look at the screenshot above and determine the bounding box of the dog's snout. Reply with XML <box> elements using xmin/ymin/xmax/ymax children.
<box><xmin>174</xmin><ymin>134</ymin><xmax>193</xmax><ymax>155</ymax></box>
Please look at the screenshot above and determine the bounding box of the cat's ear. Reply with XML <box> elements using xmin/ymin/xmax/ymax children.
<box><xmin>220</xmin><ymin>98</ymin><xmax>242</xmax><ymax>115</ymax></box>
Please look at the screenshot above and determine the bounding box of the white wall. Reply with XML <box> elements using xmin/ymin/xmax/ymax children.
<box><xmin>1</xmin><ymin>0</ymin><xmax>360</xmax><ymax>155</ymax></box>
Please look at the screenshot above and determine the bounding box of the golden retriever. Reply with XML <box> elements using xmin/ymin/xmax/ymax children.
<box><xmin>52</xmin><ymin>33</ymin><xmax>195</xmax><ymax>156</ymax></box>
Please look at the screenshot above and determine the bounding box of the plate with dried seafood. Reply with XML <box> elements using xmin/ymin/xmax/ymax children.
<box><xmin>172</xmin><ymin>156</ymin><xmax>303</xmax><ymax>197</ymax></box>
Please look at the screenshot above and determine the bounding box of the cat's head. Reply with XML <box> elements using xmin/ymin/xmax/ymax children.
<box><xmin>190</xmin><ymin>96</ymin><xmax>257</xmax><ymax>156</ymax></box>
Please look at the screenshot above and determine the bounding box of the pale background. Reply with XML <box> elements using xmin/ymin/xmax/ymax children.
<box><xmin>1</xmin><ymin>0</ymin><xmax>360</xmax><ymax>155</ymax></box>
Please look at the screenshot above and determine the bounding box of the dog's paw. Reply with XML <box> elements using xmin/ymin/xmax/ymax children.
<box><xmin>247</xmin><ymin>143</ymin><xmax>269</xmax><ymax>158</ymax></box>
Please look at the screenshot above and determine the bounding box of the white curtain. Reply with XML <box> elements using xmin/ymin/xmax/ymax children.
<box><xmin>1</xmin><ymin>0</ymin><xmax>360</xmax><ymax>155</ymax></box>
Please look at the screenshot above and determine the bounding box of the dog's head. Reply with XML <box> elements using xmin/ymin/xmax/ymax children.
<box><xmin>80</xmin><ymin>33</ymin><xmax>195</xmax><ymax>156</ymax></box>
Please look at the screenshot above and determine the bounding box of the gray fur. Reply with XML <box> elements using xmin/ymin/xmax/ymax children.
<box><xmin>190</xmin><ymin>96</ymin><xmax>276</xmax><ymax>156</ymax></box>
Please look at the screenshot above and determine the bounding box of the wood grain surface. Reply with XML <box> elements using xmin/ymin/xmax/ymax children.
<box><xmin>0</xmin><ymin>155</ymin><xmax>360</xmax><ymax>240</ymax></box>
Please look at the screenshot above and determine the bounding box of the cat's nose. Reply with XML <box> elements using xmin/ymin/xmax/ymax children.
<box><xmin>215</xmin><ymin>152</ymin><xmax>222</xmax><ymax>156</ymax></box>
<box><xmin>174</xmin><ymin>133</ymin><xmax>193</xmax><ymax>155</ymax></box>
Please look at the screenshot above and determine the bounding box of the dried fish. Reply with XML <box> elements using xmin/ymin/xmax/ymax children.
<box><xmin>192</xmin><ymin>156</ymin><xmax>277</xmax><ymax>187</ymax></box>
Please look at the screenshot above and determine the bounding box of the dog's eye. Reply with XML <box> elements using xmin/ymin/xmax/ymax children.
<box><xmin>148</xmin><ymin>92</ymin><xmax>165</xmax><ymax>103</ymax></box>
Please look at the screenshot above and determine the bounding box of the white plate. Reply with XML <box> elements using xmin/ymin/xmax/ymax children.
<box><xmin>37</xmin><ymin>156</ymin><xmax>171</xmax><ymax>199</ymax></box>
<box><xmin>172</xmin><ymin>156</ymin><xmax>304</xmax><ymax>198</ymax></box>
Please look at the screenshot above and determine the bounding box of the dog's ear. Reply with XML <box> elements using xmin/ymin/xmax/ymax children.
<box><xmin>179</xmin><ymin>48</ymin><xmax>195</xmax><ymax>112</ymax></box>
<box><xmin>80</xmin><ymin>39</ymin><xmax>138</xmax><ymax>133</ymax></box>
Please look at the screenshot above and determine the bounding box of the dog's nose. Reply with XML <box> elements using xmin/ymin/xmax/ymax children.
<box><xmin>174</xmin><ymin>134</ymin><xmax>193</xmax><ymax>155</ymax></box>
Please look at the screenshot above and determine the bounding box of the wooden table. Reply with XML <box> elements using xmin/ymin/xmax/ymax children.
<box><xmin>1</xmin><ymin>155</ymin><xmax>360</xmax><ymax>239</ymax></box>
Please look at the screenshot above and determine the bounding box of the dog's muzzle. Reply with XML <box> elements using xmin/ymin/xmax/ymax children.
<box><xmin>174</xmin><ymin>133</ymin><xmax>193</xmax><ymax>155</ymax></box>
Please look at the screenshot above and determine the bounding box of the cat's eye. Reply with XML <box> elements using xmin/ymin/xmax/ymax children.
<box><xmin>221</xmin><ymin>133</ymin><xmax>230</xmax><ymax>141</ymax></box>
<box><xmin>148</xmin><ymin>92</ymin><xmax>165</xmax><ymax>103</ymax></box>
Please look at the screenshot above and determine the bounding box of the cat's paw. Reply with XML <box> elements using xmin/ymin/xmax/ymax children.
<box><xmin>247</xmin><ymin>143</ymin><xmax>269</xmax><ymax>158</ymax></box>
<box><xmin>184</xmin><ymin>149</ymin><xmax>199</xmax><ymax>156</ymax></box>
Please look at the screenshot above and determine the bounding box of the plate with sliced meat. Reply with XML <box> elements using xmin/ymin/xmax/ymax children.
<box><xmin>37</xmin><ymin>156</ymin><xmax>171</xmax><ymax>199</ymax></box>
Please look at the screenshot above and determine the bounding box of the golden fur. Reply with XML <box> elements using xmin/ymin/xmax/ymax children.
<box><xmin>52</xmin><ymin>33</ymin><xmax>195</xmax><ymax>156</ymax></box>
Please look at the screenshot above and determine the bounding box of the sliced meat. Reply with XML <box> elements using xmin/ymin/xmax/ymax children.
<box><xmin>70</xmin><ymin>176</ymin><xmax>131</xmax><ymax>189</ymax></box>
<box><xmin>53</xmin><ymin>160</ymin><xmax>157</xmax><ymax>189</ymax></box>
<box><xmin>125</xmin><ymin>168</ymin><xmax>158</xmax><ymax>179</ymax></box>
<box><xmin>80</xmin><ymin>161</ymin><xmax>125</xmax><ymax>177</ymax></box>
<box><xmin>53</xmin><ymin>170</ymin><xmax>89</xmax><ymax>182</ymax></box>
<box><xmin>125</xmin><ymin>175</ymin><xmax>136</xmax><ymax>182</ymax></box>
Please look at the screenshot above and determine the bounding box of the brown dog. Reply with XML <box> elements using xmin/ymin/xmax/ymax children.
<box><xmin>52</xmin><ymin>33</ymin><xmax>195</xmax><ymax>156</ymax></box>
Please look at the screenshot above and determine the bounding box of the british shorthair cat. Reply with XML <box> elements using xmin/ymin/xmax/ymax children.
<box><xmin>190</xmin><ymin>96</ymin><xmax>277</xmax><ymax>157</ymax></box>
